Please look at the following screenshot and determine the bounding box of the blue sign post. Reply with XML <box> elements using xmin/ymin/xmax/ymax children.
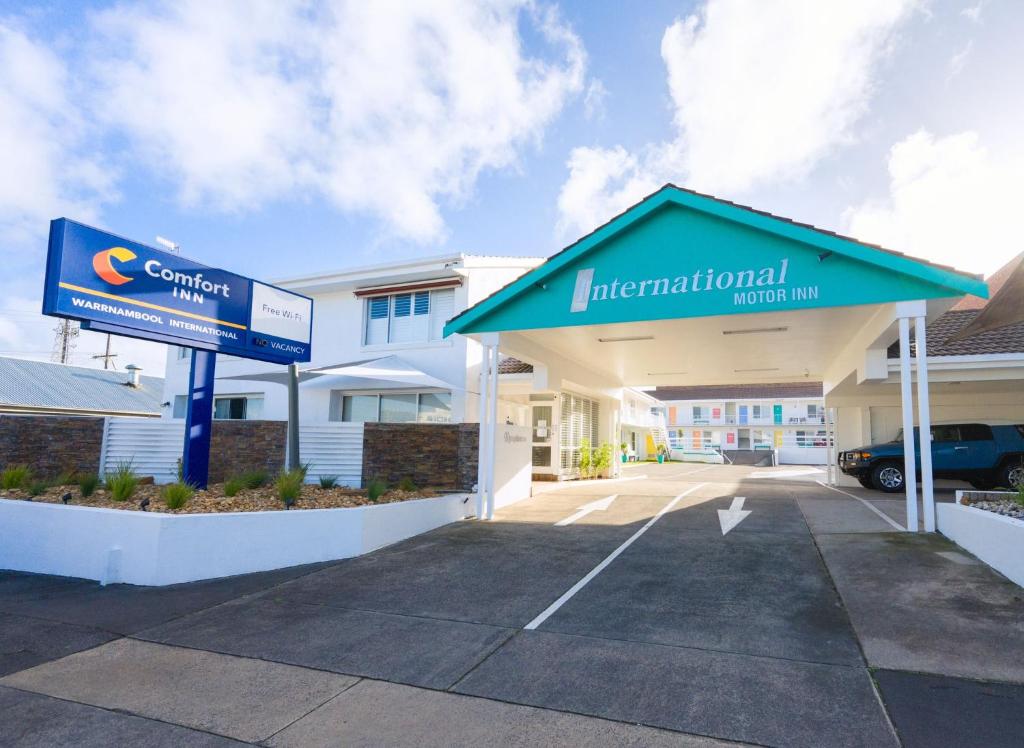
<box><xmin>182</xmin><ymin>350</ymin><xmax>217</xmax><ymax>488</ymax></box>
<box><xmin>42</xmin><ymin>219</ymin><xmax>314</xmax><ymax>488</ymax></box>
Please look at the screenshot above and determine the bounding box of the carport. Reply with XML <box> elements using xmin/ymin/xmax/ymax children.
<box><xmin>445</xmin><ymin>185</ymin><xmax>987</xmax><ymax>531</ymax></box>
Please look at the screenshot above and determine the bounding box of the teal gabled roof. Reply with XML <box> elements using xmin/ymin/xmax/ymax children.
<box><xmin>445</xmin><ymin>185</ymin><xmax>987</xmax><ymax>336</ymax></box>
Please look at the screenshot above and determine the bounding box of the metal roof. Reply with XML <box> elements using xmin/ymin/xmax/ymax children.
<box><xmin>0</xmin><ymin>357</ymin><xmax>163</xmax><ymax>416</ymax></box>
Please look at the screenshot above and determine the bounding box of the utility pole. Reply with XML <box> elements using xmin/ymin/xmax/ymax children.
<box><xmin>51</xmin><ymin>319</ymin><xmax>79</xmax><ymax>363</ymax></box>
<box><xmin>92</xmin><ymin>334</ymin><xmax>117</xmax><ymax>370</ymax></box>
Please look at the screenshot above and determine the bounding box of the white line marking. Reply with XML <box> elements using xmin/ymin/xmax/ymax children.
<box><xmin>555</xmin><ymin>494</ymin><xmax>618</xmax><ymax>526</ymax></box>
<box><xmin>524</xmin><ymin>483</ymin><xmax>708</xmax><ymax>630</ymax></box>
<box><xmin>814</xmin><ymin>481</ymin><xmax>907</xmax><ymax>532</ymax></box>
<box><xmin>717</xmin><ymin>496</ymin><xmax>751</xmax><ymax>535</ymax></box>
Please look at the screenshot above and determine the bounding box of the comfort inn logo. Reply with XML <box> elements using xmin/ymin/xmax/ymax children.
<box><xmin>92</xmin><ymin>247</ymin><xmax>137</xmax><ymax>286</ymax></box>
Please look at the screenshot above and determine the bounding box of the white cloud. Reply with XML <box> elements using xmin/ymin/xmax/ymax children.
<box><xmin>90</xmin><ymin>0</ymin><xmax>586</xmax><ymax>241</ymax></box>
<box><xmin>556</xmin><ymin>0</ymin><xmax>916</xmax><ymax>237</ymax></box>
<box><xmin>961</xmin><ymin>1</ymin><xmax>985</xmax><ymax>24</ymax></box>
<box><xmin>842</xmin><ymin>130</ymin><xmax>1024</xmax><ymax>275</ymax></box>
<box><xmin>583</xmin><ymin>79</ymin><xmax>609</xmax><ymax>120</ymax></box>
<box><xmin>557</xmin><ymin>146</ymin><xmax>659</xmax><ymax>237</ymax></box>
<box><xmin>0</xmin><ymin>24</ymin><xmax>115</xmax><ymax>247</ymax></box>
<box><xmin>948</xmin><ymin>39</ymin><xmax>973</xmax><ymax>79</ymax></box>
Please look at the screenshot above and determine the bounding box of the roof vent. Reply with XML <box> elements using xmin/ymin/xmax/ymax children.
<box><xmin>125</xmin><ymin>364</ymin><xmax>142</xmax><ymax>388</ymax></box>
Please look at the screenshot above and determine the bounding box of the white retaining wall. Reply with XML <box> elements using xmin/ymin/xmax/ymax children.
<box><xmin>99</xmin><ymin>418</ymin><xmax>364</xmax><ymax>485</ymax></box>
<box><xmin>0</xmin><ymin>493</ymin><xmax>472</xmax><ymax>586</ymax></box>
<box><xmin>939</xmin><ymin>495</ymin><xmax>1024</xmax><ymax>588</ymax></box>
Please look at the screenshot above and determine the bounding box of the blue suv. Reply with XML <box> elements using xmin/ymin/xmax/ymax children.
<box><xmin>838</xmin><ymin>423</ymin><xmax>1024</xmax><ymax>492</ymax></box>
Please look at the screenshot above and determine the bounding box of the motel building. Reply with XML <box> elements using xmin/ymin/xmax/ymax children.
<box><xmin>158</xmin><ymin>186</ymin><xmax>1024</xmax><ymax>517</ymax></box>
<box><xmin>160</xmin><ymin>253</ymin><xmax>670</xmax><ymax>480</ymax></box>
<box><xmin>654</xmin><ymin>382</ymin><xmax>827</xmax><ymax>465</ymax></box>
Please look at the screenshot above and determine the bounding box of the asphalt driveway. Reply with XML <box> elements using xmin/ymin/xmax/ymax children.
<box><xmin>2</xmin><ymin>463</ymin><xmax>1023</xmax><ymax>746</ymax></box>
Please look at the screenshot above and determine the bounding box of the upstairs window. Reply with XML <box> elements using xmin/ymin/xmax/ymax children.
<box><xmin>363</xmin><ymin>288</ymin><xmax>453</xmax><ymax>345</ymax></box>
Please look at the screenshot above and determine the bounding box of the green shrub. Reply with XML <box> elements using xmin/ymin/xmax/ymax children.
<box><xmin>0</xmin><ymin>464</ymin><xmax>31</xmax><ymax>490</ymax></box>
<box><xmin>55</xmin><ymin>469</ymin><xmax>78</xmax><ymax>486</ymax></box>
<box><xmin>397</xmin><ymin>477</ymin><xmax>417</xmax><ymax>492</ymax></box>
<box><xmin>319</xmin><ymin>474</ymin><xmax>338</xmax><ymax>489</ymax></box>
<box><xmin>77</xmin><ymin>473</ymin><xmax>100</xmax><ymax>498</ymax></box>
<box><xmin>299</xmin><ymin>461</ymin><xmax>312</xmax><ymax>478</ymax></box>
<box><xmin>27</xmin><ymin>480</ymin><xmax>49</xmax><ymax>497</ymax></box>
<box><xmin>579</xmin><ymin>438</ymin><xmax>593</xmax><ymax>478</ymax></box>
<box><xmin>275</xmin><ymin>469</ymin><xmax>304</xmax><ymax>506</ymax></box>
<box><xmin>106</xmin><ymin>461</ymin><xmax>139</xmax><ymax>502</ymax></box>
<box><xmin>366</xmin><ymin>478</ymin><xmax>387</xmax><ymax>502</ymax></box>
<box><xmin>1015</xmin><ymin>484</ymin><xmax>1024</xmax><ymax>508</ymax></box>
<box><xmin>592</xmin><ymin>442</ymin><xmax>613</xmax><ymax>476</ymax></box>
<box><xmin>223</xmin><ymin>477</ymin><xmax>245</xmax><ymax>497</ymax></box>
<box><xmin>161</xmin><ymin>481</ymin><xmax>194</xmax><ymax>510</ymax></box>
<box><xmin>242</xmin><ymin>469</ymin><xmax>269</xmax><ymax>489</ymax></box>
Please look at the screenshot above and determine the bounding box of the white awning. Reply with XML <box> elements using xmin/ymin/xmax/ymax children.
<box><xmin>217</xmin><ymin>355</ymin><xmax>461</xmax><ymax>392</ymax></box>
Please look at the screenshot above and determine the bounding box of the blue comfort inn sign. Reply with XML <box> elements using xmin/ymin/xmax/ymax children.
<box><xmin>42</xmin><ymin>219</ymin><xmax>312</xmax><ymax>365</ymax></box>
<box><xmin>42</xmin><ymin>218</ymin><xmax>314</xmax><ymax>488</ymax></box>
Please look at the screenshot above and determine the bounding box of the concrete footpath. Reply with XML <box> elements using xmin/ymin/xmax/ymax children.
<box><xmin>2</xmin><ymin>463</ymin><xmax>1023</xmax><ymax>747</ymax></box>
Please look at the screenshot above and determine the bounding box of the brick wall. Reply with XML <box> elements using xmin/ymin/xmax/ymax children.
<box><xmin>0</xmin><ymin>415</ymin><xmax>104</xmax><ymax>478</ymax></box>
<box><xmin>362</xmin><ymin>422</ymin><xmax>479</xmax><ymax>490</ymax></box>
<box><xmin>208</xmin><ymin>420</ymin><xmax>287</xmax><ymax>482</ymax></box>
<box><xmin>1</xmin><ymin>415</ymin><xmax>478</xmax><ymax>488</ymax></box>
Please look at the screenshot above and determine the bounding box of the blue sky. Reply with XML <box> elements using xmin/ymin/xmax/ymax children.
<box><xmin>1</xmin><ymin>0</ymin><xmax>1021</xmax><ymax>371</ymax></box>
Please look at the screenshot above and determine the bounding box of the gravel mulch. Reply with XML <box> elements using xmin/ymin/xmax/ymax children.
<box><xmin>960</xmin><ymin>492</ymin><xmax>1024</xmax><ymax>520</ymax></box>
<box><xmin>0</xmin><ymin>482</ymin><xmax>441</xmax><ymax>514</ymax></box>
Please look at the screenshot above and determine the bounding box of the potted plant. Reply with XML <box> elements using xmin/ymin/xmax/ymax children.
<box><xmin>620</xmin><ymin>442</ymin><xmax>628</xmax><ymax>463</ymax></box>
<box><xmin>657</xmin><ymin>444</ymin><xmax>668</xmax><ymax>464</ymax></box>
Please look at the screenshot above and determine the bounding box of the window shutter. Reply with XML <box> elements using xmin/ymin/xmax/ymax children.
<box><xmin>365</xmin><ymin>297</ymin><xmax>389</xmax><ymax>345</ymax></box>
<box><xmin>390</xmin><ymin>293</ymin><xmax>413</xmax><ymax>343</ymax></box>
<box><xmin>429</xmin><ymin>288</ymin><xmax>455</xmax><ymax>340</ymax></box>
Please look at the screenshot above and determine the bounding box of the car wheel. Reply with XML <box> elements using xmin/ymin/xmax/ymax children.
<box><xmin>871</xmin><ymin>462</ymin><xmax>905</xmax><ymax>493</ymax></box>
<box><xmin>857</xmin><ymin>476</ymin><xmax>874</xmax><ymax>489</ymax></box>
<box><xmin>999</xmin><ymin>461</ymin><xmax>1024</xmax><ymax>489</ymax></box>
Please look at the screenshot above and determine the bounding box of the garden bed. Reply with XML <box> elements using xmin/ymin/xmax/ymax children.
<box><xmin>958</xmin><ymin>490</ymin><xmax>1024</xmax><ymax>520</ymax></box>
<box><xmin>0</xmin><ymin>482</ymin><xmax>439</xmax><ymax>514</ymax></box>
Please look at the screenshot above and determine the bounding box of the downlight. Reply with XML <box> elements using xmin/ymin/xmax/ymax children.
<box><xmin>721</xmin><ymin>326</ymin><xmax>788</xmax><ymax>335</ymax></box>
<box><xmin>597</xmin><ymin>335</ymin><xmax>655</xmax><ymax>343</ymax></box>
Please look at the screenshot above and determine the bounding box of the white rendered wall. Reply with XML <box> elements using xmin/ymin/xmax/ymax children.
<box><xmin>492</xmin><ymin>424</ymin><xmax>531</xmax><ymax>510</ymax></box>
<box><xmin>938</xmin><ymin>500</ymin><xmax>1024</xmax><ymax>588</ymax></box>
<box><xmin>0</xmin><ymin>494</ymin><xmax>472</xmax><ymax>586</ymax></box>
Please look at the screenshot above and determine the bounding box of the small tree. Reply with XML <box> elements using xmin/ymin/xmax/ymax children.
<box><xmin>593</xmin><ymin>442</ymin><xmax>613</xmax><ymax>477</ymax></box>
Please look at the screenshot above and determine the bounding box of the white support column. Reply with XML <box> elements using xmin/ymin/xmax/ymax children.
<box><xmin>915</xmin><ymin>316</ymin><xmax>935</xmax><ymax>532</ymax></box>
<box><xmin>898</xmin><ymin>317</ymin><xmax>919</xmax><ymax>532</ymax></box>
<box><xmin>475</xmin><ymin>343</ymin><xmax>490</xmax><ymax>520</ymax></box>
<box><xmin>485</xmin><ymin>341</ymin><xmax>500</xmax><ymax>520</ymax></box>
<box><xmin>823</xmin><ymin>407</ymin><xmax>831</xmax><ymax>483</ymax></box>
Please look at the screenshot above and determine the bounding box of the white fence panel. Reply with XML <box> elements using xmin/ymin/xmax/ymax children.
<box><xmin>100</xmin><ymin>419</ymin><xmax>365</xmax><ymax>487</ymax></box>
<box><xmin>299</xmin><ymin>423</ymin><xmax>364</xmax><ymax>487</ymax></box>
<box><xmin>101</xmin><ymin>418</ymin><xmax>184</xmax><ymax>484</ymax></box>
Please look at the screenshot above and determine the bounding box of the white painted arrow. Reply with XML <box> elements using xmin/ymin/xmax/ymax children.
<box><xmin>555</xmin><ymin>495</ymin><xmax>618</xmax><ymax>526</ymax></box>
<box><xmin>717</xmin><ymin>496</ymin><xmax>751</xmax><ymax>535</ymax></box>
